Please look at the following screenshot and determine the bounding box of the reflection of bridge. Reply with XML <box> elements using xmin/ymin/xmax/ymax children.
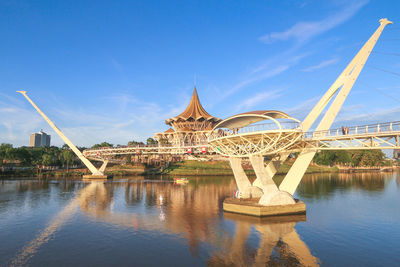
<box><xmin>18</xmin><ymin>18</ymin><xmax>396</xmax><ymax>215</ymax></box>
<box><xmin>9</xmin><ymin>180</ymin><xmax>319</xmax><ymax>266</ymax></box>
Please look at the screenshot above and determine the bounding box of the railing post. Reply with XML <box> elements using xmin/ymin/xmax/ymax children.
<box><xmin>355</xmin><ymin>127</ymin><xmax>358</xmax><ymax>134</ymax></box>
<box><xmin>390</xmin><ymin>122</ymin><xmax>393</xmax><ymax>131</ymax></box>
<box><xmin>366</xmin><ymin>126</ymin><xmax>368</xmax><ymax>133</ymax></box>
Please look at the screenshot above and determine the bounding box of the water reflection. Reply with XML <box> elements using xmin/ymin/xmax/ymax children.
<box><xmin>7</xmin><ymin>179</ymin><xmax>319</xmax><ymax>266</ymax></box>
<box><xmin>3</xmin><ymin>172</ymin><xmax>399</xmax><ymax>266</ymax></box>
<box><xmin>297</xmin><ymin>172</ymin><xmax>393</xmax><ymax>199</ymax></box>
<box><xmin>210</xmin><ymin>214</ymin><xmax>318</xmax><ymax>266</ymax></box>
<box><xmin>9</xmin><ymin>182</ymin><xmax>97</xmax><ymax>266</ymax></box>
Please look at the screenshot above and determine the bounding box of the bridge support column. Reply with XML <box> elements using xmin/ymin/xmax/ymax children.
<box><xmin>249</xmin><ymin>155</ymin><xmax>295</xmax><ymax>206</ymax></box>
<box><xmin>279</xmin><ymin>150</ymin><xmax>315</xmax><ymax>195</ymax></box>
<box><xmin>229</xmin><ymin>157</ymin><xmax>262</xmax><ymax>198</ymax></box>
<box><xmin>99</xmin><ymin>160</ymin><xmax>109</xmax><ymax>173</ymax></box>
<box><xmin>252</xmin><ymin>152</ymin><xmax>289</xmax><ymax>189</ymax></box>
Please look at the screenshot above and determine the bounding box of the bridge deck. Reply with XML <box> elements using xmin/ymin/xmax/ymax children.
<box><xmin>84</xmin><ymin>121</ymin><xmax>400</xmax><ymax>158</ymax></box>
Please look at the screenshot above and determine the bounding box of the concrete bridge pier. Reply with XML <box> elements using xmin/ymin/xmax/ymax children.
<box><xmin>249</xmin><ymin>155</ymin><xmax>295</xmax><ymax>206</ymax></box>
<box><xmin>229</xmin><ymin>157</ymin><xmax>263</xmax><ymax>198</ymax></box>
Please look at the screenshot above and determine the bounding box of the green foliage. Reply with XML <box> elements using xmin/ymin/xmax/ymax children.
<box><xmin>146</xmin><ymin>138</ymin><xmax>156</xmax><ymax>145</ymax></box>
<box><xmin>313</xmin><ymin>150</ymin><xmax>390</xmax><ymax>167</ymax></box>
<box><xmin>0</xmin><ymin>143</ymin><xmax>14</xmax><ymax>170</ymax></box>
<box><xmin>127</xmin><ymin>140</ymin><xmax>138</xmax><ymax>146</ymax></box>
<box><xmin>42</xmin><ymin>154</ymin><xmax>53</xmax><ymax>166</ymax></box>
<box><xmin>0</xmin><ymin>145</ymin><xmax>81</xmax><ymax>171</ymax></box>
<box><xmin>92</xmin><ymin>142</ymin><xmax>113</xmax><ymax>149</ymax></box>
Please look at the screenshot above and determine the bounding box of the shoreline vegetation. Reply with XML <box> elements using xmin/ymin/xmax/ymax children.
<box><xmin>1</xmin><ymin>160</ymin><xmax>397</xmax><ymax>179</ymax></box>
<box><xmin>0</xmin><ymin>143</ymin><xmax>397</xmax><ymax>178</ymax></box>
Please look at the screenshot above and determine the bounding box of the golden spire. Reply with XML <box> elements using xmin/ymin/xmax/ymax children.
<box><xmin>165</xmin><ymin>87</ymin><xmax>221</xmax><ymax>126</ymax></box>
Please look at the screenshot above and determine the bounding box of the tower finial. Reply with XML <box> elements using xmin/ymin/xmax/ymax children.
<box><xmin>194</xmin><ymin>73</ymin><xmax>196</xmax><ymax>88</ymax></box>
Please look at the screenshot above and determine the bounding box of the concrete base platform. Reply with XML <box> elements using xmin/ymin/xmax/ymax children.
<box><xmin>224</xmin><ymin>212</ymin><xmax>306</xmax><ymax>224</ymax></box>
<box><xmin>82</xmin><ymin>174</ymin><xmax>113</xmax><ymax>180</ymax></box>
<box><xmin>223</xmin><ymin>197</ymin><xmax>306</xmax><ymax>217</ymax></box>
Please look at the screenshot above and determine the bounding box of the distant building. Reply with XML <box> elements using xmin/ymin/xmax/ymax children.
<box><xmin>30</xmin><ymin>130</ymin><xmax>51</xmax><ymax>147</ymax></box>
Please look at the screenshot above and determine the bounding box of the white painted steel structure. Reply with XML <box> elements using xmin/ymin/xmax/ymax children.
<box><xmin>17</xmin><ymin>91</ymin><xmax>104</xmax><ymax>176</ymax></box>
<box><xmin>83</xmin><ymin>120</ymin><xmax>400</xmax><ymax>159</ymax></box>
<box><xmin>84</xmin><ymin>144</ymin><xmax>208</xmax><ymax>158</ymax></box>
<box><xmin>18</xmin><ymin>19</ymin><xmax>395</xmax><ymax>205</ymax></box>
<box><xmin>207</xmin><ymin>18</ymin><xmax>394</xmax><ymax>204</ymax></box>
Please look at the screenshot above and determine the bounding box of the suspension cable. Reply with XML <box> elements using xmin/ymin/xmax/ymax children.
<box><xmin>367</xmin><ymin>66</ymin><xmax>400</xmax><ymax>78</ymax></box>
<box><xmin>358</xmin><ymin>80</ymin><xmax>400</xmax><ymax>104</ymax></box>
<box><xmin>373</xmin><ymin>51</ymin><xmax>400</xmax><ymax>57</ymax></box>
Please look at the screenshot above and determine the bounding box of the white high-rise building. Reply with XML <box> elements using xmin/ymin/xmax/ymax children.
<box><xmin>29</xmin><ymin>130</ymin><xmax>51</xmax><ymax>147</ymax></box>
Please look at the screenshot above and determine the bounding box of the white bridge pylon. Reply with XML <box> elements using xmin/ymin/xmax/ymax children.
<box><xmin>17</xmin><ymin>91</ymin><xmax>105</xmax><ymax>176</ymax></box>
<box><xmin>207</xmin><ymin>18</ymin><xmax>394</xmax><ymax>204</ymax></box>
<box><xmin>17</xmin><ymin>19</ymin><xmax>394</xmax><ymax>203</ymax></box>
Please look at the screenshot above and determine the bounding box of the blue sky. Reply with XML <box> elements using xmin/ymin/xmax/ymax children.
<box><xmin>1</xmin><ymin>0</ymin><xmax>400</xmax><ymax>147</ymax></box>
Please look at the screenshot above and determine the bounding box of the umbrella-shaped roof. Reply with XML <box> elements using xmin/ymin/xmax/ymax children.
<box><xmin>165</xmin><ymin>87</ymin><xmax>221</xmax><ymax>125</ymax></box>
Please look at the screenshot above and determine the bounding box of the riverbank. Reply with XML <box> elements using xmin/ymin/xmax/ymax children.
<box><xmin>161</xmin><ymin>160</ymin><xmax>339</xmax><ymax>176</ymax></box>
<box><xmin>0</xmin><ymin>163</ymin><xmax>157</xmax><ymax>178</ymax></box>
<box><xmin>2</xmin><ymin>160</ymin><xmax>397</xmax><ymax>179</ymax></box>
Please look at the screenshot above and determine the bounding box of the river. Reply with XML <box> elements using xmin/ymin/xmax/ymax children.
<box><xmin>0</xmin><ymin>172</ymin><xmax>399</xmax><ymax>266</ymax></box>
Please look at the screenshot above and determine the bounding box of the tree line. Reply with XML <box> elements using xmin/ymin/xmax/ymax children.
<box><xmin>1</xmin><ymin>141</ymin><xmax>393</xmax><ymax>172</ymax></box>
<box><xmin>313</xmin><ymin>150</ymin><xmax>392</xmax><ymax>167</ymax></box>
<box><xmin>0</xmin><ymin>143</ymin><xmax>79</xmax><ymax>172</ymax></box>
<box><xmin>90</xmin><ymin>138</ymin><xmax>157</xmax><ymax>149</ymax></box>
<box><xmin>0</xmin><ymin>138</ymin><xmax>158</xmax><ymax>171</ymax></box>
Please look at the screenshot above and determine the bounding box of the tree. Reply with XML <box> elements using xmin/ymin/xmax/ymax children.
<box><xmin>335</xmin><ymin>151</ymin><xmax>352</xmax><ymax>165</ymax></box>
<box><xmin>91</xmin><ymin>142</ymin><xmax>113</xmax><ymax>149</ymax></box>
<box><xmin>14</xmin><ymin>147</ymin><xmax>32</xmax><ymax>166</ymax></box>
<box><xmin>146</xmin><ymin>138</ymin><xmax>157</xmax><ymax>145</ymax></box>
<box><xmin>0</xmin><ymin>143</ymin><xmax>13</xmax><ymax>172</ymax></box>
<box><xmin>314</xmin><ymin>149</ymin><xmax>389</xmax><ymax>167</ymax></box>
<box><xmin>62</xmin><ymin>150</ymin><xmax>75</xmax><ymax>172</ymax></box>
<box><xmin>128</xmin><ymin>140</ymin><xmax>138</xmax><ymax>146</ymax></box>
<box><xmin>42</xmin><ymin>154</ymin><xmax>53</xmax><ymax>167</ymax></box>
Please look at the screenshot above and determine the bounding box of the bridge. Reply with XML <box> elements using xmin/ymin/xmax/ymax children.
<box><xmin>208</xmin><ymin>120</ymin><xmax>400</xmax><ymax>156</ymax></box>
<box><xmin>84</xmin><ymin>120</ymin><xmax>400</xmax><ymax>157</ymax></box>
<box><xmin>18</xmin><ymin>18</ymin><xmax>397</xmax><ymax>216</ymax></box>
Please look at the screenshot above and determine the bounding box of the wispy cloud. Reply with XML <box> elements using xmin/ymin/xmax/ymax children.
<box><xmin>110</xmin><ymin>57</ymin><xmax>123</xmax><ymax>72</ymax></box>
<box><xmin>219</xmin><ymin>53</ymin><xmax>309</xmax><ymax>103</ymax></box>
<box><xmin>213</xmin><ymin>0</ymin><xmax>367</xmax><ymax>104</ymax></box>
<box><xmin>235</xmin><ymin>90</ymin><xmax>282</xmax><ymax>112</ymax></box>
<box><xmin>226</xmin><ymin>66</ymin><xmax>288</xmax><ymax>98</ymax></box>
<box><xmin>335</xmin><ymin>105</ymin><xmax>400</xmax><ymax>125</ymax></box>
<box><xmin>259</xmin><ymin>0</ymin><xmax>368</xmax><ymax>44</ymax></box>
<box><xmin>0</xmin><ymin>91</ymin><xmax>175</xmax><ymax>147</ymax></box>
<box><xmin>284</xmin><ymin>96</ymin><xmax>320</xmax><ymax>121</ymax></box>
<box><xmin>302</xmin><ymin>58</ymin><xmax>340</xmax><ymax>72</ymax></box>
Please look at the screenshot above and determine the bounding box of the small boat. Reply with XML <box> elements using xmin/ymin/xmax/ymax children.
<box><xmin>174</xmin><ymin>177</ymin><xmax>189</xmax><ymax>184</ymax></box>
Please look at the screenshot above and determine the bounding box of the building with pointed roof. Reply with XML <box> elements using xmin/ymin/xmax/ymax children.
<box><xmin>154</xmin><ymin>87</ymin><xmax>221</xmax><ymax>147</ymax></box>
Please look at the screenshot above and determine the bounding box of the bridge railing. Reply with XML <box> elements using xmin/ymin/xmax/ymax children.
<box><xmin>84</xmin><ymin>142</ymin><xmax>209</xmax><ymax>154</ymax></box>
<box><xmin>304</xmin><ymin>121</ymin><xmax>400</xmax><ymax>139</ymax></box>
<box><xmin>209</xmin><ymin>121</ymin><xmax>301</xmax><ymax>140</ymax></box>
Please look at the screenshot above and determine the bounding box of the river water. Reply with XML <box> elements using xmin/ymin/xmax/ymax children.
<box><xmin>0</xmin><ymin>172</ymin><xmax>399</xmax><ymax>266</ymax></box>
